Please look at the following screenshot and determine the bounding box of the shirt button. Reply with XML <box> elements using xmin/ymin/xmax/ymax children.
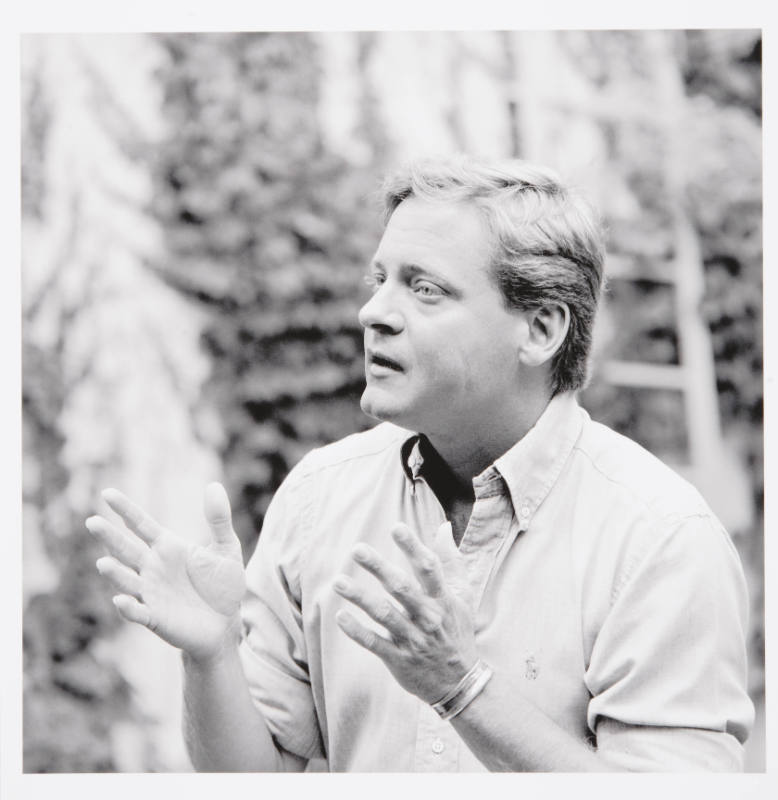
<box><xmin>431</xmin><ymin>738</ymin><xmax>445</xmax><ymax>754</ymax></box>
<box><xmin>520</xmin><ymin>505</ymin><xmax>530</xmax><ymax>519</ymax></box>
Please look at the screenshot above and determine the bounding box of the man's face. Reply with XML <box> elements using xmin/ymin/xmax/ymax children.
<box><xmin>359</xmin><ymin>197</ymin><xmax>529</xmax><ymax>437</ymax></box>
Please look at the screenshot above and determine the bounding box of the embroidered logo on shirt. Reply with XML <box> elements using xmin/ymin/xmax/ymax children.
<box><xmin>525</xmin><ymin>656</ymin><xmax>539</xmax><ymax>680</ymax></box>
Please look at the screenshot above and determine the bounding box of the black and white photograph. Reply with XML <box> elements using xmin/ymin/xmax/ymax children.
<box><xmin>6</xmin><ymin>4</ymin><xmax>770</xmax><ymax>793</ymax></box>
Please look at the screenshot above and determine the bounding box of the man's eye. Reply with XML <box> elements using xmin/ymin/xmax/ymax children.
<box><xmin>364</xmin><ymin>274</ymin><xmax>385</xmax><ymax>292</ymax></box>
<box><xmin>412</xmin><ymin>281</ymin><xmax>444</xmax><ymax>298</ymax></box>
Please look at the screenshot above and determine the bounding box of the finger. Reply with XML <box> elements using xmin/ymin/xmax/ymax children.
<box><xmin>333</xmin><ymin>575</ymin><xmax>411</xmax><ymax>643</ymax></box>
<box><xmin>431</xmin><ymin>521</ymin><xmax>468</xmax><ymax>587</ymax></box>
<box><xmin>101</xmin><ymin>488</ymin><xmax>163</xmax><ymax>545</ymax></box>
<box><xmin>390</xmin><ymin>524</ymin><xmax>446</xmax><ymax>598</ymax></box>
<box><xmin>203</xmin><ymin>482</ymin><xmax>236</xmax><ymax>545</ymax></box>
<box><xmin>432</xmin><ymin>521</ymin><xmax>457</xmax><ymax>561</ymax></box>
<box><xmin>85</xmin><ymin>515</ymin><xmax>147</xmax><ymax>571</ymax></box>
<box><xmin>351</xmin><ymin>544</ymin><xmax>429</xmax><ymax>618</ymax></box>
<box><xmin>112</xmin><ymin>594</ymin><xmax>154</xmax><ymax>630</ymax></box>
<box><xmin>96</xmin><ymin>556</ymin><xmax>143</xmax><ymax>599</ymax></box>
<box><xmin>335</xmin><ymin>608</ymin><xmax>394</xmax><ymax>659</ymax></box>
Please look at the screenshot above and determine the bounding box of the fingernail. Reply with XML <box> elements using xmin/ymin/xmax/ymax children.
<box><xmin>333</xmin><ymin>575</ymin><xmax>351</xmax><ymax>592</ymax></box>
<box><xmin>352</xmin><ymin>544</ymin><xmax>369</xmax><ymax>560</ymax></box>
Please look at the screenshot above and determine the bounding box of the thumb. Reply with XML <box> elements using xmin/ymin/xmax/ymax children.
<box><xmin>203</xmin><ymin>482</ymin><xmax>236</xmax><ymax>545</ymax></box>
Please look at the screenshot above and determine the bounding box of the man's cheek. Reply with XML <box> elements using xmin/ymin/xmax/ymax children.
<box><xmin>422</xmin><ymin>350</ymin><xmax>471</xmax><ymax>395</ymax></box>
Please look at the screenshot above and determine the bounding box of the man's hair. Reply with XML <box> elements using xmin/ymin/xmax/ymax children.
<box><xmin>381</xmin><ymin>155</ymin><xmax>606</xmax><ymax>394</ymax></box>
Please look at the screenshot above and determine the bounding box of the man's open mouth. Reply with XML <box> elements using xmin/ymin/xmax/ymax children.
<box><xmin>369</xmin><ymin>353</ymin><xmax>404</xmax><ymax>372</ymax></box>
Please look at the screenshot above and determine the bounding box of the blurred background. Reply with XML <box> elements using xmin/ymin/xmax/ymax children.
<box><xmin>20</xmin><ymin>30</ymin><xmax>763</xmax><ymax>772</ymax></box>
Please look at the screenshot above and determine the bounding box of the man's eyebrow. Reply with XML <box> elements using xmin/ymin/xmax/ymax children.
<box><xmin>399</xmin><ymin>263</ymin><xmax>456</xmax><ymax>290</ymax></box>
<box><xmin>369</xmin><ymin>259</ymin><xmax>448</xmax><ymax>282</ymax></box>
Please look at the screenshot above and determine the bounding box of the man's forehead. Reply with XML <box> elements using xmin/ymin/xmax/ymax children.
<box><xmin>387</xmin><ymin>195</ymin><xmax>484</xmax><ymax>227</ymax></box>
<box><xmin>375</xmin><ymin>197</ymin><xmax>492</xmax><ymax>263</ymax></box>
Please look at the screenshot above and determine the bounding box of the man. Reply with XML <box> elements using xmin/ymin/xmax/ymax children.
<box><xmin>86</xmin><ymin>155</ymin><xmax>754</xmax><ymax>772</ymax></box>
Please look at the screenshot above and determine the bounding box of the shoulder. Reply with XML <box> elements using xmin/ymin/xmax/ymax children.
<box><xmin>573</xmin><ymin>414</ymin><xmax>712</xmax><ymax>523</ymax></box>
<box><xmin>569</xmin><ymin>414</ymin><xmax>745</xmax><ymax>606</ymax></box>
<box><xmin>257</xmin><ymin>422</ymin><xmax>412</xmax><ymax>559</ymax></box>
<box><xmin>253</xmin><ymin>423</ymin><xmax>412</xmax><ymax>566</ymax></box>
<box><xmin>571</xmin><ymin>418</ymin><xmax>749</xmax><ymax>694</ymax></box>
<box><xmin>286</xmin><ymin>422</ymin><xmax>413</xmax><ymax>485</ymax></box>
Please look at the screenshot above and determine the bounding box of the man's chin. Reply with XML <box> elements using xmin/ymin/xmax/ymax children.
<box><xmin>360</xmin><ymin>387</ymin><xmax>410</xmax><ymax>427</ymax></box>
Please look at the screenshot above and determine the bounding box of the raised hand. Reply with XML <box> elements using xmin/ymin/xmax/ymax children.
<box><xmin>333</xmin><ymin>521</ymin><xmax>478</xmax><ymax>704</ymax></box>
<box><xmin>86</xmin><ymin>483</ymin><xmax>247</xmax><ymax>663</ymax></box>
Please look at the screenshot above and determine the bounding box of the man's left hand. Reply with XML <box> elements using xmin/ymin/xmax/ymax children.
<box><xmin>333</xmin><ymin>521</ymin><xmax>478</xmax><ymax>704</ymax></box>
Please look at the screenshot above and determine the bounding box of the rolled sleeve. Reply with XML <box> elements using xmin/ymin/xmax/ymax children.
<box><xmin>239</xmin><ymin>464</ymin><xmax>325</xmax><ymax>761</ymax></box>
<box><xmin>585</xmin><ymin>513</ymin><xmax>755</xmax><ymax>771</ymax></box>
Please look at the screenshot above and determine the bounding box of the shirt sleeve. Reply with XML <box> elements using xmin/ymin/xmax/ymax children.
<box><xmin>238</xmin><ymin>462</ymin><xmax>325</xmax><ymax>761</ymax></box>
<box><xmin>584</xmin><ymin>512</ymin><xmax>755</xmax><ymax>771</ymax></box>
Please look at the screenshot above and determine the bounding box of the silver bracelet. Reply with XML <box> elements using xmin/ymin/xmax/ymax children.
<box><xmin>431</xmin><ymin>658</ymin><xmax>494</xmax><ymax>721</ymax></box>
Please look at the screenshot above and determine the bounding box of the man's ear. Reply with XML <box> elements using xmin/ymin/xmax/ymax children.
<box><xmin>517</xmin><ymin>303</ymin><xmax>570</xmax><ymax>368</ymax></box>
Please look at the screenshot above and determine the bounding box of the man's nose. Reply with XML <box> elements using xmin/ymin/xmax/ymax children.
<box><xmin>358</xmin><ymin>285</ymin><xmax>405</xmax><ymax>333</ymax></box>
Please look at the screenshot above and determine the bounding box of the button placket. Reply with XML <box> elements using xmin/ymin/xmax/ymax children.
<box><xmin>458</xmin><ymin>492</ymin><xmax>515</xmax><ymax>609</ymax></box>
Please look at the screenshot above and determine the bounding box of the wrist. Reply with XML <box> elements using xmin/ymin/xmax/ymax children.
<box><xmin>431</xmin><ymin>658</ymin><xmax>493</xmax><ymax>721</ymax></box>
<box><xmin>182</xmin><ymin>615</ymin><xmax>243</xmax><ymax>670</ymax></box>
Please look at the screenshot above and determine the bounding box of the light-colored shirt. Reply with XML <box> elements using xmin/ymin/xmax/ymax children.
<box><xmin>239</xmin><ymin>391</ymin><xmax>754</xmax><ymax>771</ymax></box>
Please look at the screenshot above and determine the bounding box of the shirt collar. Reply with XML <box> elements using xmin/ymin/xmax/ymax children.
<box><xmin>491</xmin><ymin>391</ymin><xmax>584</xmax><ymax>531</ymax></box>
<box><xmin>400</xmin><ymin>391</ymin><xmax>585</xmax><ymax>531</ymax></box>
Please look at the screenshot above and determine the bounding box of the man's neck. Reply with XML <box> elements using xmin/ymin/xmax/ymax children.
<box><xmin>421</xmin><ymin>390</ymin><xmax>553</xmax><ymax>496</ymax></box>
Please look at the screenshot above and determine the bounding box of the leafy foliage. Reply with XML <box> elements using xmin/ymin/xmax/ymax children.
<box><xmin>151</xmin><ymin>33</ymin><xmax>382</xmax><ymax>555</ymax></box>
<box><xmin>23</xmin><ymin>339</ymin><xmax>135</xmax><ymax>771</ymax></box>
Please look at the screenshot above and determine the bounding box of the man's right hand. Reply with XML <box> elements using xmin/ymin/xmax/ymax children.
<box><xmin>86</xmin><ymin>482</ymin><xmax>247</xmax><ymax>664</ymax></box>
